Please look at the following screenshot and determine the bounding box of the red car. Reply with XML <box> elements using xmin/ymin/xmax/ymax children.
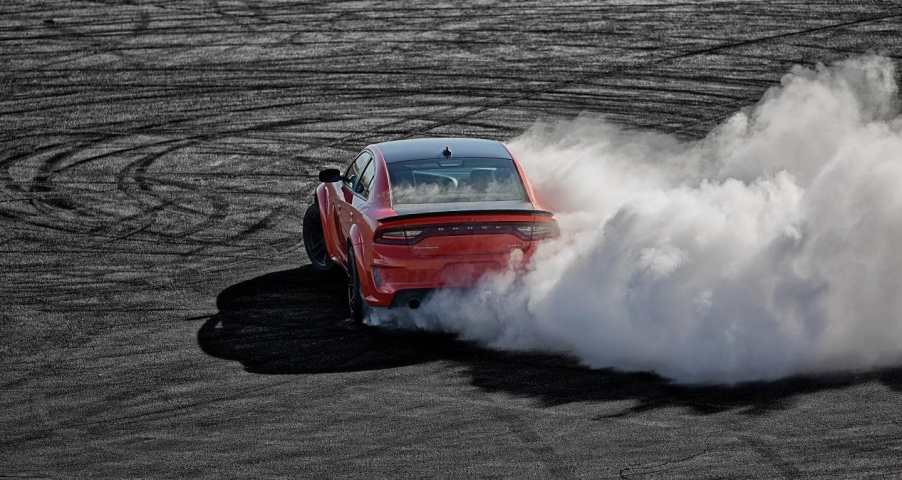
<box><xmin>303</xmin><ymin>138</ymin><xmax>558</xmax><ymax>322</ymax></box>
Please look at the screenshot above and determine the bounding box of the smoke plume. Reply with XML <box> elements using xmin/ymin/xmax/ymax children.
<box><xmin>404</xmin><ymin>55</ymin><xmax>902</xmax><ymax>384</ymax></box>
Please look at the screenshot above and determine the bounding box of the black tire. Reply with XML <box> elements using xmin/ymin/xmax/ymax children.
<box><xmin>346</xmin><ymin>246</ymin><xmax>368</xmax><ymax>324</ymax></box>
<box><xmin>303</xmin><ymin>202</ymin><xmax>334</xmax><ymax>271</ymax></box>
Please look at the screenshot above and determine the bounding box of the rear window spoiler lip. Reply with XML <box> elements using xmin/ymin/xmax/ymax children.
<box><xmin>378</xmin><ymin>209</ymin><xmax>554</xmax><ymax>224</ymax></box>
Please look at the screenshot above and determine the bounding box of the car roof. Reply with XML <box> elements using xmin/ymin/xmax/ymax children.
<box><xmin>370</xmin><ymin>138</ymin><xmax>511</xmax><ymax>163</ymax></box>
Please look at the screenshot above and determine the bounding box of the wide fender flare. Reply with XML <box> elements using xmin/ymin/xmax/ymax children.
<box><xmin>347</xmin><ymin>223</ymin><xmax>379</xmax><ymax>303</ymax></box>
<box><xmin>348</xmin><ymin>223</ymin><xmax>366</xmax><ymax>264</ymax></box>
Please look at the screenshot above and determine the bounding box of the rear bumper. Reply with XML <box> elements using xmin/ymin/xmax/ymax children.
<box><xmin>360</xmin><ymin>250</ymin><xmax>531</xmax><ymax>308</ymax></box>
<box><xmin>360</xmin><ymin>212</ymin><xmax>556</xmax><ymax>308</ymax></box>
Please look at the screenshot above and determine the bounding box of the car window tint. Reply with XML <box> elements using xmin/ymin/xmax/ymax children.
<box><xmin>388</xmin><ymin>157</ymin><xmax>527</xmax><ymax>205</ymax></box>
<box><xmin>355</xmin><ymin>157</ymin><xmax>376</xmax><ymax>198</ymax></box>
<box><xmin>344</xmin><ymin>151</ymin><xmax>372</xmax><ymax>189</ymax></box>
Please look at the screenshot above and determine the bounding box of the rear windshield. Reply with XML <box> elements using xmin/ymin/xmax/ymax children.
<box><xmin>388</xmin><ymin>157</ymin><xmax>527</xmax><ymax>205</ymax></box>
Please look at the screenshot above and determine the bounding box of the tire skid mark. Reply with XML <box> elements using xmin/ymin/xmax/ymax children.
<box><xmin>489</xmin><ymin>407</ymin><xmax>578</xmax><ymax>480</ymax></box>
<box><xmin>737</xmin><ymin>434</ymin><xmax>802</xmax><ymax>480</ymax></box>
<box><xmin>618</xmin><ymin>450</ymin><xmax>708</xmax><ymax>479</ymax></box>
<box><xmin>111</xmin><ymin>141</ymin><xmax>232</xmax><ymax>246</ymax></box>
<box><xmin>37</xmin><ymin>7</ymin><xmax>152</xmax><ymax>68</ymax></box>
<box><xmin>28</xmin><ymin>142</ymin><xmax>100</xmax><ymax>212</ymax></box>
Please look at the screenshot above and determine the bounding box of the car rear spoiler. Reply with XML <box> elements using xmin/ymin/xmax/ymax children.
<box><xmin>378</xmin><ymin>209</ymin><xmax>554</xmax><ymax>224</ymax></box>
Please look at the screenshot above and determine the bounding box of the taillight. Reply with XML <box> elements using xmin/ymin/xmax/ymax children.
<box><xmin>374</xmin><ymin>220</ymin><xmax>558</xmax><ymax>244</ymax></box>
<box><xmin>521</xmin><ymin>221</ymin><xmax>559</xmax><ymax>240</ymax></box>
<box><xmin>373</xmin><ymin>228</ymin><xmax>424</xmax><ymax>245</ymax></box>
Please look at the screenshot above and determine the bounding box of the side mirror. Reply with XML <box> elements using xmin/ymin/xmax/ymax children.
<box><xmin>318</xmin><ymin>168</ymin><xmax>342</xmax><ymax>183</ymax></box>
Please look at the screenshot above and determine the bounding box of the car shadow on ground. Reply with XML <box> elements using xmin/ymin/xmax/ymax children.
<box><xmin>197</xmin><ymin>267</ymin><xmax>902</xmax><ymax>415</ymax></box>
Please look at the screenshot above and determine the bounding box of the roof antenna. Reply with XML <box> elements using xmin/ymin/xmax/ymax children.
<box><xmin>439</xmin><ymin>144</ymin><xmax>461</xmax><ymax>166</ymax></box>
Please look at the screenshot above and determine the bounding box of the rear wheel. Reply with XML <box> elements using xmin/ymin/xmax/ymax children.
<box><xmin>303</xmin><ymin>202</ymin><xmax>334</xmax><ymax>271</ymax></box>
<box><xmin>346</xmin><ymin>246</ymin><xmax>368</xmax><ymax>324</ymax></box>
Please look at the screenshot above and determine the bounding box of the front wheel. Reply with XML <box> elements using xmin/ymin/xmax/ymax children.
<box><xmin>303</xmin><ymin>202</ymin><xmax>334</xmax><ymax>271</ymax></box>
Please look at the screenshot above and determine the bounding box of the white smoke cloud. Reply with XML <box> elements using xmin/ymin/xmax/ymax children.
<box><xmin>405</xmin><ymin>55</ymin><xmax>902</xmax><ymax>384</ymax></box>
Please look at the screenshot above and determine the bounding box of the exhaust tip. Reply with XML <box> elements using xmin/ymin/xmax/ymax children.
<box><xmin>408</xmin><ymin>299</ymin><xmax>421</xmax><ymax>309</ymax></box>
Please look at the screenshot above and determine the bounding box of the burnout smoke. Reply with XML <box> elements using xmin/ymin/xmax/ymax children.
<box><xmin>406</xmin><ymin>55</ymin><xmax>902</xmax><ymax>384</ymax></box>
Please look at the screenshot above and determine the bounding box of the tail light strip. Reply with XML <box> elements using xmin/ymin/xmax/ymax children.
<box><xmin>374</xmin><ymin>221</ymin><xmax>559</xmax><ymax>245</ymax></box>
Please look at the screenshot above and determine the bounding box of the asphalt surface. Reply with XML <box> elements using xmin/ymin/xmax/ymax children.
<box><xmin>3</xmin><ymin>1</ymin><xmax>902</xmax><ymax>478</ymax></box>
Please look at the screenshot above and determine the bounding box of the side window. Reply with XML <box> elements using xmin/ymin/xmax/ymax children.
<box><xmin>355</xmin><ymin>157</ymin><xmax>376</xmax><ymax>198</ymax></box>
<box><xmin>343</xmin><ymin>151</ymin><xmax>372</xmax><ymax>189</ymax></box>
